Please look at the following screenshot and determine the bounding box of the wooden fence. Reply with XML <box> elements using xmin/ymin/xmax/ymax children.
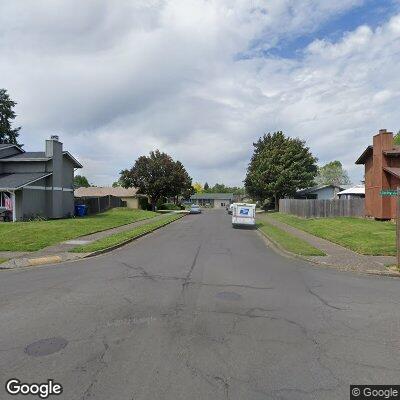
<box><xmin>74</xmin><ymin>195</ymin><xmax>124</xmax><ymax>215</ymax></box>
<box><xmin>279</xmin><ymin>198</ymin><xmax>365</xmax><ymax>218</ymax></box>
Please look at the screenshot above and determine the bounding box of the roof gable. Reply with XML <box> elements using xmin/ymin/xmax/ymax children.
<box><xmin>355</xmin><ymin>146</ymin><xmax>373</xmax><ymax>164</ymax></box>
<box><xmin>383</xmin><ymin>167</ymin><xmax>400</xmax><ymax>179</ymax></box>
<box><xmin>296</xmin><ymin>184</ymin><xmax>344</xmax><ymax>196</ymax></box>
<box><xmin>0</xmin><ymin>150</ymin><xmax>82</xmax><ymax>168</ymax></box>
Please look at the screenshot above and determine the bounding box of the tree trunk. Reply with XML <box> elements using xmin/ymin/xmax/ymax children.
<box><xmin>274</xmin><ymin>194</ymin><xmax>279</xmax><ymax>211</ymax></box>
<box><xmin>151</xmin><ymin>198</ymin><xmax>157</xmax><ymax>211</ymax></box>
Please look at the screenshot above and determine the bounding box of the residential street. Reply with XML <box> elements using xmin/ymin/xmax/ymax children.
<box><xmin>1</xmin><ymin>210</ymin><xmax>400</xmax><ymax>400</ymax></box>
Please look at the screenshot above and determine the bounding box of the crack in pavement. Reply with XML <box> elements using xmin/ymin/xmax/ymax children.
<box><xmin>306</xmin><ymin>287</ymin><xmax>346</xmax><ymax>311</ymax></box>
<box><xmin>80</xmin><ymin>339</ymin><xmax>110</xmax><ymax>400</ymax></box>
<box><xmin>120</xmin><ymin>261</ymin><xmax>156</xmax><ymax>281</ymax></box>
<box><xmin>185</xmin><ymin>282</ymin><xmax>275</xmax><ymax>290</ymax></box>
<box><xmin>127</xmin><ymin>274</ymin><xmax>276</xmax><ymax>293</ymax></box>
<box><xmin>127</xmin><ymin>274</ymin><xmax>185</xmax><ymax>282</ymax></box>
<box><xmin>182</xmin><ymin>243</ymin><xmax>202</xmax><ymax>291</ymax></box>
<box><xmin>199</xmin><ymin>307</ymin><xmax>342</xmax><ymax>388</ymax></box>
<box><xmin>214</xmin><ymin>376</ymin><xmax>230</xmax><ymax>400</ymax></box>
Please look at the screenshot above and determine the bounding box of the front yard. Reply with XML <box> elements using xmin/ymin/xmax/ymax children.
<box><xmin>0</xmin><ymin>208</ymin><xmax>157</xmax><ymax>252</ymax></box>
<box><xmin>269</xmin><ymin>213</ymin><xmax>395</xmax><ymax>256</ymax></box>
<box><xmin>257</xmin><ymin>220</ymin><xmax>325</xmax><ymax>256</ymax></box>
<box><xmin>72</xmin><ymin>213</ymin><xmax>182</xmax><ymax>253</ymax></box>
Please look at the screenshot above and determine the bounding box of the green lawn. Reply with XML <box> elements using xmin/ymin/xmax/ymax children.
<box><xmin>257</xmin><ymin>220</ymin><xmax>325</xmax><ymax>256</ymax></box>
<box><xmin>0</xmin><ymin>258</ymin><xmax>7</xmax><ymax>264</ymax></box>
<box><xmin>0</xmin><ymin>208</ymin><xmax>157</xmax><ymax>252</ymax></box>
<box><xmin>72</xmin><ymin>213</ymin><xmax>182</xmax><ymax>253</ymax></box>
<box><xmin>269</xmin><ymin>213</ymin><xmax>395</xmax><ymax>256</ymax></box>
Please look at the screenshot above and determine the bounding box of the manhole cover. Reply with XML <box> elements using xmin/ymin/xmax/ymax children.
<box><xmin>216</xmin><ymin>291</ymin><xmax>242</xmax><ymax>301</ymax></box>
<box><xmin>25</xmin><ymin>337</ymin><xmax>68</xmax><ymax>357</ymax></box>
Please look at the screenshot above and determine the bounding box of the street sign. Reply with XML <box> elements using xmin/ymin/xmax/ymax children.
<box><xmin>380</xmin><ymin>189</ymin><xmax>397</xmax><ymax>196</ymax></box>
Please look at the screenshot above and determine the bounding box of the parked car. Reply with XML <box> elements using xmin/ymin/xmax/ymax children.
<box><xmin>189</xmin><ymin>204</ymin><xmax>201</xmax><ymax>214</ymax></box>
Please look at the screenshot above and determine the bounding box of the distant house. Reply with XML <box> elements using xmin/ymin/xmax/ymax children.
<box><xmin>356</xmin><ymin>129</ymin><xmax>400</xmax><ymax>219</ymax></box>
<box><xmin>75</xmin><ymin>186</ymin><xmax>142</xmax><ymax>209</ymax></box>
<box><xmin>294</xmin><ymin>184</ymin><xmax>348</xmax><ymax>200</ymax></box>
<box><xmin>0</xmin><ymin>136</ymin><xmax>82</xmax><ymax>221</ymax></box>
<box><xmin>190</xmin><ymin>193</ymin><xmax>234</xmax><ymax>208</ymax></box>
<box><xmin>337</xmin><ymin>185</ymin><xmax>365</xmax><ymax>199</ymax></box>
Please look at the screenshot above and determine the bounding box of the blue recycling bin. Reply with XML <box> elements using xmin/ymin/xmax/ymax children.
<box><xmin>75</xmin><ymin>204</ymin><xmax>88</xmax><ymax>217</ymax></box>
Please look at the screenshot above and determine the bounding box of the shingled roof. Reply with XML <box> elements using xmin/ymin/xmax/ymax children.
<box><xmin>190</xmin><ymin>193</ymin><xmax>234</xmax><ymax>200</ymax></box>
<box><xmin>0</xmin><ymin>172</ymin><xmax>52</xmax><ymax>190</ymax></box>
<box><xmin>74</xmin><ymin>186</ymin><xmax>139</xmax><ymax>198</ymax></box>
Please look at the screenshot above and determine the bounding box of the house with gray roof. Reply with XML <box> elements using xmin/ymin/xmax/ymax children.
<box><xmin>294</xmin><ymin>184</ymin><xmax>350</xmax><ymax>200</ymax></box>
<box><xmin>190</xmin><ymin>193</ymin><xmax>234</xmax><ymax>208</ymax></box>
<box><xmin>0</xmin><ymin>136</ymin><xmax>82</xmax><ymax>221</ymax></box>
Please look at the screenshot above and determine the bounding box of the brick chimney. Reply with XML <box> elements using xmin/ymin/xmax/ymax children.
<box><xmin>373</xmin><ymin>129</ymin><xmax>393</xmax><ymax>218</ymax></box>
<box><xmin>45</xmin><ymin>135</ymin><xmax>63</xmax><ymax>218</ymax></box>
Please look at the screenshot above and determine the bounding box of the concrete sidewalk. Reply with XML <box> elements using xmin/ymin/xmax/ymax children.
<box><xmin>260</xmin><ymin>214</ymin><xmax>397</xmax><ymax>275</ymax></box>
<box><xmin>0</xmin><ymin>213</ymin><xmax>170</xmax><ymax>269</ymax></box>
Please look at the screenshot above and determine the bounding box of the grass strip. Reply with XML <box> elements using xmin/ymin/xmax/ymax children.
<box><xmin>269</xmin><ymin>213</ymin><xmax>395</xmax><ymax>256</ymax></box>
<box><xmin>71</xmin><ymin>214</ymin><xmax>183</xmax><ymax>253</ymax></box>
<box><xmin>258</xmin><ymin>220</ymin><xmax>325</xmax><ymax>256</ymax></box>
<box><xmin>0</xmin><ymin>208</ymin><xmax>157</xmax><ymax>252</ymax></box>
<box><xmin>0</xmin><ymin>258</ymin><xmax>7</xmax><ymax>265</ymax></box>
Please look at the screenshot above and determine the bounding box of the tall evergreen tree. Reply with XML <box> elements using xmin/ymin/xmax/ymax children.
<box><xmin>245</xmin><ymin>131</ymin><xmax>318</xmax><ymax>209</ymax></box>
<box><xmin>0</xmin><ymin>89</ymin><xmax>21</xmax><ymax>145</ymax></box>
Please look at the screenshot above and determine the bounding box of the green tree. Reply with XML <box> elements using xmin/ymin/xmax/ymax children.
<box><xmin>203</xmin><ymin>183</ymin><xmax>245</xmax><ymax>195</ymax></box>
<box><xmin>394</xmin><ymin>130</ymin><xmax>400</xmax><ymax>145</ymax></box>
<box><xmin>120</xmin><ymin>150</ymin><xmax>192</xmax><ymax>210</ymax></box>
<box><xmin>74</xmin><ymin>175</ymin><xmax>90</xmax><ymax>188</ymax></box>
<box><xmin>192</xmin><ymin>182</ymin><xmax>203</xmax><ymax>193</ymax></box>
<box><xmin>0</xmin><ymin>89</ymin><xmax>21</xmax><ymax>145</ymax></box>
<box><xmin>211</xmin><ymin>183</ymin><xmax>228</xmax><ymax>193</ymax></box>
<box><xmin>316</xmin><ymin>161</ymin><xmax>351</xmax><ymax>186</ymax></box>
<box><xmin>245</xmin><ymin>131</ymin><xmax>318</xmax><ymax>210</ymax></box>
<box><xmin>112</xmin><ymin>178</ymin><xmax>123</xmax><ymax>187</ymax></box>
<box><xmin>168</xmin><ymin>160</ymin><xmax>193</xmax><ymax>203</ymax></box>
<box><xmin>204</xmin><ymin>182</ymin><xmax>210</xmax><ymax>191</ymax></box>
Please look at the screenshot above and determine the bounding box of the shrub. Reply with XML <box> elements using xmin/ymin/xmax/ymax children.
<box><xmin>158</xmin><ymin>203</ymin><xmax>181</xmax><ymax>210</ymax></box>
<box><xmin>138</xmin><ymin>197</ymin><xmax>152</xmax><ymax>211</ymax></box>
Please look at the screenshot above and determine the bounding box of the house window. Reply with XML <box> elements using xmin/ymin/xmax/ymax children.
<box><xmin>221</xmin><ymin>202</ymin><xmax>225</xmax><ymax>206</ymax></box>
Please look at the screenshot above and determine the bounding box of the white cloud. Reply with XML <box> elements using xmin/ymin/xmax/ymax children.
<box><xmin>0</xmin><ymin>0</ymin><xmax>399</xmax><ymax>185</ymax></box>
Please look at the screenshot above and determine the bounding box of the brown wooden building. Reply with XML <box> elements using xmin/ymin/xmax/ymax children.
<box><xmin>356</xmin><ymin>129</ymin><xmax>400</xmax><ymax>219</ymax></box>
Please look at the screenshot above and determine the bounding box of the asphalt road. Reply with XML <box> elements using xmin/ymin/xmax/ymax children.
<box><xmin>1</xmin><ymin>210</ymin><xmax>400</xmax><ymax>400</ymax></box>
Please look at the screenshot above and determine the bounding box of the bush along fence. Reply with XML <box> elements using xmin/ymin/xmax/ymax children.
<box><xmin>279</xmin><ymin>198</ymin><xmax>365</xmax><ymax>218</ymax></box>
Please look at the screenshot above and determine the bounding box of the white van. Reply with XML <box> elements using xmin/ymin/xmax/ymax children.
<box><xmin>232</xmin><ymin>203</ymin><xmax>256</xmax><ymax>228</ymax></box>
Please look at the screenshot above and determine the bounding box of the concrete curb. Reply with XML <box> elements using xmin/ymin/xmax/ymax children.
<box><xmin>257</xmin><ymin>228</ymin><xmax>400</xmax><ymax>278</ymax></box>
<box><xmin>27</xmin><ymin>256</ymin><xmax>63</xmax><ymax>266</ymax></box>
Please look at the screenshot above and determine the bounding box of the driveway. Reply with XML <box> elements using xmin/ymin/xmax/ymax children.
<box><xmin>0</xmin><ymin>209</ymin><xmax>399</xmax><ymax>399</ymax></box>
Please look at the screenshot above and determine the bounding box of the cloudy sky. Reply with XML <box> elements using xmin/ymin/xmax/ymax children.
<box><xmin>1</xmin><ymin>0</ymin><xmax>400</xmax><ymax>186</ymax></box>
